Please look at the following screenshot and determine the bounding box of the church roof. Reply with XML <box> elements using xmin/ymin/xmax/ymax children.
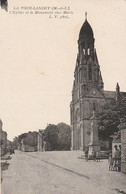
<box><xmin>79</xmin><ymin>19</ymin><xmax>94</xmax><ymax>40</ymax></box>
<box><xmin>121</xmin><ymin>92</ymin><xmax>126</xmax><ymax>99</ymax></box>
<box><xmin>104</xmin><ymin>90</ymin><xmax>126</xmax><ymax>99</ymax></box>
<box><xmin>104</xmin><ymin>91</ymin><xmax>116</xmax><ymax>99</ymax></box>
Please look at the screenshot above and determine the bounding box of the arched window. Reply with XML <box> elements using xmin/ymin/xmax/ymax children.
<box><xmin>83</xmin><ymin>49</ymin><xmax>85</xmax><ymax>55</ymax></box>
<box><xmin>81</xmin><ymin>84</ymin><xmax>87</xmax><ymax>95</ymax></box>
<box><xmin>93</xmin><ymin>103</ymin><xmax>96</xmax><ymax>111</ymax></box>
<box><xmin>88</xmin><ymin>65</ymin><xmax>92</xmax><ymax>80</ymax></box>
<box><xmin>88</xmin><ymin>48</ymin><xmax>90</xmax><ymax>55</ymax></box>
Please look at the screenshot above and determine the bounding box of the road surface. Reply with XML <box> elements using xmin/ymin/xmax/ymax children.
<box><xmin>1</xmin><ymin>151</ymin><xmax>126</xmax><ymax>194</ymax></box>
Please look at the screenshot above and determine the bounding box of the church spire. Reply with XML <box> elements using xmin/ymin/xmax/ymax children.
<box><xmin>73</xmin><ymin>15</ymin><xmax>104</xmax><ymax>91</ymax></box>
<box><xmin>116</xmin><ymin>82</ymin><xmax>120</xmax><ymax>92</ymax></box>
<box><xmin>85</xmin><ymin>12</ymin><xmax>87</xmax><ymax>21</ymax></box>
<box><xmin>116</xmin><ymin>82</ymin><xmax>121</xmax><ymax>102</ymax></box>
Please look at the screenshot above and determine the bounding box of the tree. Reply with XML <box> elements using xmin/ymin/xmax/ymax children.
<box><xmin>57</xmin><ymin>122</ymin><xmax>71</xmax><ymax>150</ymax></box>
<box><xmin>17</xmin><ymin>133</ymin><xmax>27</xmax><ymax>143</ymax></box>
<box><xmin>43</xmin><ymin>124</ymin><xmax>59</xmax><ymax>150</ymax></box>
<box><xmin>16</xmin><ymin>131</ymin><xmax>38</xmax><ymax>149</ymax></box>
<box><xmin>98</xmin><ymin>98</ymin><xmax>126</xmax><ymax>142</ymax></box>
<box><xmin>23</xmin><ymin>131</ymin><xmax>38</xmax><ymax>147</ymax></box>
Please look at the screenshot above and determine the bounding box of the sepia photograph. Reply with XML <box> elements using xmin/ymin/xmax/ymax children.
<box><xmin>0</xmin><ymin>0</ymin><xmax>126</xmax><ymax>193</ymax></box>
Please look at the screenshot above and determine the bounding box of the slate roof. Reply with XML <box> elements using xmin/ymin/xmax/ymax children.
<box><xmin>104</xmin><ymin>90</ymin><xmax>126</xmax><ymax>100</ymax></box>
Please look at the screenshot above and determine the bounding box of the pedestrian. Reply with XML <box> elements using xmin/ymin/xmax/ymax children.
<box><xmin>93</xmin><ymin>151</ymin><xmax>96</xmax><ymax>161</ymax></box>
<box><xmin>118</xmin><ymin>145</ymin><xmax>121</xmax><ymax>172</ymax></box>
<box><xmin>84</xmin><ymin>147</ymin><xmax>89</xmax><ymax>161</ymax></box>
<box><xmin>96</xmin><ymin>151</ymin><xmax>100</xmax><ymax>162</ymax></box>
<box><xmin>113</xmin><ymin>145</ymin><xmax>120</xmax><ymax>171</ymax></box>
<box><xmin>12</xmin><ymin>148</ymin><xmax>15</xmax><ymax>154</ymax></box>
<box><xmin>108</xmin><ymin>153</ymin><xmax>114</xmax><ymax>171</ymax></box>
<box><xmin>119</xmin><ymin>145</ymin><xmax>121</xmax><ymax>158</ymax></box>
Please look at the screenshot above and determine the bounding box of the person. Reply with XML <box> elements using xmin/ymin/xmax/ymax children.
<box><xmin>96</xmin><ymin>151</ymin><xmax>100</xmax><ymax>162</ymax></box>
<box><xmin>113</xmin><ymin>145</ymin><xmax>120</xmax><ymax>171</ymax></box>
<box><xmin>119</xmin><ymin>145</ymin><xmax>121</xmax><ymax>158</ymax></box>
<box><xmin>118</xmin><ymin>145</ymin><xmax>121</xmax><ymax>172</ymax></box>
<box><xmin>12</xmin><ymin>148</ymin><xmax>15</xmax><ymax>154</ymax></box>
<box><xmin>108</xmin><ymin>153</ymin><xmax>114</xmax><ymax>171</ymax></box>
<box><xmin>84</xmin><ymin>147</ymin><xmax>89</xmax><ymax>161</ymax></box>
<box><xmin>93</xmin><ymin>150</ymin><xmax>96</xmax><ymax>161</ymax></box>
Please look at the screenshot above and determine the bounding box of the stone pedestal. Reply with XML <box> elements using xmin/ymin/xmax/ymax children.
<box><xmin>88</xmin><ymin>144</ymin><xmax>100</xmax><ymax>156</ymax></box>
<box><xmin>37</xmin><ymin>129</ymin><xmax>44</xmax><ymax>152</ymax></box>
<box><xmin>88</xmin><ymin>111</ymin><xmax>100</xmax><ymax>158</ymax></box>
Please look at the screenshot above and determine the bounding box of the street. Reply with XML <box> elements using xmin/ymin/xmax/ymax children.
<box><xmin>1</xmin><ymin>151</ymin><xmax>126</xmax><ymax>194</ymax></box>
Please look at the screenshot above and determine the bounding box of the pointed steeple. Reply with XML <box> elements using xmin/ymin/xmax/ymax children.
<box><xmin>116</xmin><ymin>83</ymin><xmax>120</xmax><ymax>93</ymax></box>
<box><xmin>79</xmin><ymin>16</ymin><xmax>94</xmax><ymax>42</ymax></box>
<box><xmin>73</xmin><ymin>15</ymin><xmax>104</xmax><ymax>91</ymax></box>
<box><xmin>85</xmin><ymin>12</ymin><xmax>87</xmax><ymax>21</ymax></box>
<box><xmin>116</xmin><ymin>82</ymin><xmax>121</xmax><ymax>102</ymax></box>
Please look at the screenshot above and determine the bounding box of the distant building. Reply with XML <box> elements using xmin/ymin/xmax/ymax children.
<box><xmin>7</xmin><ymin>140</ymin><xmax>12</xmax><ymax>151</ymax></box>
<box><xmin>70</xmin><ymin>14</ymin><xmax>126</xmax><ymax>150</ymax></box>
<box><xmin>0</xmin><ymin>119</ymin><xmax>7</xmax><ymax>156</ymax></box>
<box><xmin>118</xmin><ymin>118</ymin><xmax>126</xmax><ymax>173</ymax></box>
<box><xmin>121</xmin><ymin>127</ymin><xmax>126</xmax><ymax>173</ymax></box>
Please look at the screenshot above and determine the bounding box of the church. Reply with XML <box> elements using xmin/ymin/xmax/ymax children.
<box><xmin>70</xmin><ymin>14</ymin><xmax>126</xmax><ymax>151</ymax></box>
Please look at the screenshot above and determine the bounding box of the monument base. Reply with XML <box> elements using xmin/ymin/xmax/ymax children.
<box><xmin>88</xmin><ymin>143</ymin><xmax>100</xmax><ymax>158</ymax></box>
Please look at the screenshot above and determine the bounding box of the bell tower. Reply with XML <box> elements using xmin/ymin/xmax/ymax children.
<box><xmin>70</xmin><ymin>13</ymin><xmax>105</xmax><ymax>150</ymax></box>
<box><xmin>74</xmin><ymin>13</ymin><xmax>104</xmax><ymax>94</ymax></box>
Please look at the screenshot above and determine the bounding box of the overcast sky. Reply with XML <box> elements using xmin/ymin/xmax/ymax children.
<box><xmin>0</xmin><ymin>0</ymin><xmax>126</xmax><ymax>140</ymax></box>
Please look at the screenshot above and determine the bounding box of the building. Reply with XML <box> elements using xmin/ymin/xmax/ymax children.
<box><xmin>0</xmin><ymin>119</ymin><xmax>7</xmax><ymax>156</ymax></box>
<box><xmin>70</xmin><ymin>14</ymin><xmax>126</xmax><ymax>151</ymax></box>
<box><xmin>120</xmin><ymin>123</ymin><xmax>126</xmax><ymax>173</ymax></box>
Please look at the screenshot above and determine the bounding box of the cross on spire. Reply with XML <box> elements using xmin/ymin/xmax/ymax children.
<box><xmin>85</xmin><ymin>12</ymin><xmax>87</xmax><ymax>20</ymax></box>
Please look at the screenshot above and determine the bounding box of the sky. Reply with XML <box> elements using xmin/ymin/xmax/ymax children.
<box><xmin>0</xmin><ymin>0</ymin><xmax>126</xmax><ymax>140</ymax></box>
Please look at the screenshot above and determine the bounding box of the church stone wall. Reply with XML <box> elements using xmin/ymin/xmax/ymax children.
<box><xmin>83</xmin><ymin>100</ymin><xmax>91</xmax><ymax>118</ymax></box>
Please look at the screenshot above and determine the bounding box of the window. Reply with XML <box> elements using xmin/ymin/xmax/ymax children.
<box><xmin>88</xmin><ymin>48</ymin><xmax>90</xmax><ymax>55</ymax></box>
<box><xmin>93</xmin><ymin>103</ymin><xmax>96</xmax><ymax>111</ymax></box>
<box><xmin>81</xmin><ymin>85</ymin><xmax>87</xmax><ymax>95</ymax></box>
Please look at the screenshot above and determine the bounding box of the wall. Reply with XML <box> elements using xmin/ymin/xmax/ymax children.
<box><xmin>121</xmin><ymin>127</ymin><xmax>126</xmax><ymax>173</ymax></box>
<box><xmin>0</xmin><ymin>130</ymin><xmax>7</xmax><ymax>156</ymax></box>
